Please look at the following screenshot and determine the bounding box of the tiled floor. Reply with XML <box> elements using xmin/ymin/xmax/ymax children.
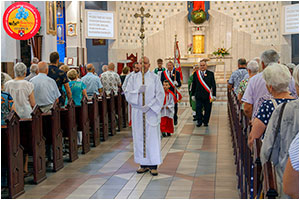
<box><xmin>18</xmin><ymin>103</ymin><xmax>239</xmax><ymax>199</ymax></box>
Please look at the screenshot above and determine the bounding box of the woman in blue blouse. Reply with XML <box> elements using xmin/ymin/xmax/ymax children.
<box><xmin>64</xmin><ymin>69</ymin><xmax>88</xmax><ymax>106</ymax></box>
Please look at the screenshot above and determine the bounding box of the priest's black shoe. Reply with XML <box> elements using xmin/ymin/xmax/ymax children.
<box><xmin>204</xmin><ymin>124</ymin><xmax>208</xmax><ymax>127</ymax></box>
<box><xmin>196</xmin><ymin>122</ymin><xmax>202</xmax><ymax>127</ymax></box>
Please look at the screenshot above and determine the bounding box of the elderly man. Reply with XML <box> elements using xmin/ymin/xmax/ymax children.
<box><xmin>81</xmin><ymin>64</ymin><xmax>103</xmax><ymax>98</ymax></box>
<box><xmin>124</xmin><ymin>56</ymin><xmax>164</xmax><ymax>176</ymax></box>
<box><xmin>100</xmin><ymin>63</ymin><xmax>121</xmax><ymax>96</ymax></box>
<box><xmin>30</xmin><ymin>62</ymin><xmax>61</xmax><ymax>113</ymax></box>
<box><xmin>47</xmin><ymin>52</ymin><xmax>72</xmax><ymax>107</ymax></box>
<box><xmin>25</xmin><ymin>64</ymin><xmax>38</xmax><ymax>81</ymax></box>
<box><xmin>242</xmin><ymin>50</ymin><xmax>296</xmax><ymax>119</ymax></box>
<box><xmin>191</xmin><ymin>60</ymin><xmax>216</xmax><ymax>127</ymax></box>
<box><xmin>26</xmin><ymin>57</ymin><xmax>39</xmax><ymax>76</ymax></box>
<box><xmin>102</xmin><ymin>65</ymin><xmax>108</xmax><ymax>73</ymax></box>
<box><xmin>161</xmin><ymin>61</ymin><xmax>182</xmax><ymax>125</ymax></box>
<box><xmin>122</xmin><ymin>62</ymin><xmax>140</xmax><ymax>92</ymax></box>
<box><xmin>228</xmin><ymin>58</ymin><xmax>248</xmax><ymax>95</ymax></box>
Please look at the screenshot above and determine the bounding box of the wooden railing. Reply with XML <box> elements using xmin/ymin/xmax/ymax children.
<box><xmin>227</xmin><ymin>89</ymin><xmax>278</xmax><ymax>199</ymax></box>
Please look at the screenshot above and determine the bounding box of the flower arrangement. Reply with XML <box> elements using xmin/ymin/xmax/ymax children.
<box><xmin>187</xmin><ymin>43</ymin><xmax>193</xmax><ymax>53</ymax></box>
<box><xmin>212</xmin><ymin>47</ymin><xmax>231</xmax><ymax>57</ymax></box>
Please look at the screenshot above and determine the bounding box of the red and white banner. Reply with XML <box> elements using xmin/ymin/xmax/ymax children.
<box><xmin>196</xmin><ymin>70</ymin><xmax>213</xmax><ymax>100</ymax></box>
<box><xmin>174</xmin><ymin>41</ymin><xmax>183</xmax><ymax>81</ymax></box>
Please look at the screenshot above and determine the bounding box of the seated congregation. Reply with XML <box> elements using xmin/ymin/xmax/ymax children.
<box><xmin>227</xmin><ymin>49</ymin><xmax>299</xmax><ymax>199</ymax></box>
<box><xmin>1</xmin><ymin>52</ymin><xmax>128</xmax><ymax>199</ymax></box>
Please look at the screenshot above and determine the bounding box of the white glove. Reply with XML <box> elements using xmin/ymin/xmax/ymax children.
<box><xmin>141</xmin><ymin>105</ymin><xmax>150</xmax><ymax>113</ymax></box>
<box><xmin>174</xmin><ymin>81</ymin><xmax>178</xmax><ymax>87</ymax></box>
<box><xmin>192</xmin><ymin>96</ymin><xmax>196</xmax><ymax>101</ymax></box>
<box><xmin>138</xmin><ymin>85</ymin><xmax>146</xmax><ymax>93</ymax></box>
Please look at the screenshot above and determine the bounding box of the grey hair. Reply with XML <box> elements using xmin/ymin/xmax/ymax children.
<box><xmin>30</xmin><ymin>64</ymin><xmax>38</xmax><ymax>73</ymax></box>
<box><xmin>263</xmin><ymin>63</ymin><xmax>291</xmax><ymax>93</ymax></box>
<box><xmin>293</xmin><ymin>65</ymin><xmax>299</xmax><ymax>87</ymax></box>
<box><xmin>1</xmin><ymin>73</ymin><xmax>5</xmax><ymax>87</ymax></box>
<box><xmin>247</xmin><ymin>60</ymin><xmax>259</xmax><ymax>74</ymax></box>
<box><xmin>32</xmin><ymin>57</ymin><xmax>39</xmax><ymax>64</ymax></box>
<box><xmin>14</xmin><ymin>62</ymin><xmax>27</xmax><ymax>77</ymax></box>
<box><xmin>260</xmin><ymin>49</ymin><xmax>280</xmax><ymax>67</ymax></box>
<box><xmin>253</xmin><ymin>57</ymin><xmax>260</xmax><ymax>64</ymax></box>
<box><xmin>286</xmin><ymin>63</ymin><xmax>296</xmax><ymax>70</ymax></box>
<box><xmin>102</xmin><ymin>65</ymin><xmax>108</xmax><ymax>72</ymax></box>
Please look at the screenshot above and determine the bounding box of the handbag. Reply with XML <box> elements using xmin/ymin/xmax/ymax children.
<box><xmin>255</xmin><ymin>101</ymin><xmax>287</xmax><ymax>199</ymax></box>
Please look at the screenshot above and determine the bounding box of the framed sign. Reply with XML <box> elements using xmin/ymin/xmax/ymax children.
<box><xmin>46</xmin><ymin>1</ymin><xmax>57</xmax><ymax>35</ymax></box>
<box><xmin>67</xmin><ymin>22</ymin><xmax>76</xmax><ymax>36</ymax></box>
<box><xmin>2</xmin><ymin>2</ymin><xmax>41</xmax><ymax>40</ymax></box>
<box><xmin>85</xmin><ymin>9</ymin><xmax>116</xmax><ymax>39</ymax></box>
<box><xmin>66</xmin><ymin>57</ymin><xmax>74</xmax><ymax>65</ymax></box>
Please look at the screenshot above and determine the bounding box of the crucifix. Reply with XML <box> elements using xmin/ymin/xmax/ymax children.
<box><xmin>134</xmin><ymin>7</ymin><xmax>151</xmax><ymax>158</ymax></box>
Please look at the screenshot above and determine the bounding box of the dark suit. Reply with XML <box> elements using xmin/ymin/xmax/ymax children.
<box><xmin>191</xmin><ymin>70</ymin><xmax>216</xmax><ymax>125</ymax></box>
<box><xmin>161</xmin><ymin>69</ymin><xmax>181</xmax><ymax>124</ymax></box>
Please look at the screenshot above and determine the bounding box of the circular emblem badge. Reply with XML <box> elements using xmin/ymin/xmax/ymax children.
<box><xmin>3</xmin><ymin>2</ymin><xmax>41</xmax><ymax>40</ymax></box>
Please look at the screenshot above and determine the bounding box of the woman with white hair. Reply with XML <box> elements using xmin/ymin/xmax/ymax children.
<box><xmin>248</xmin><ymin>63</ymin><xmax>296</xmax><ymax>148</ymax></box>
<box><xmin>4</xmin><ymin>62</ymin><xmax>36</xmax><ymax>119</ymax></box>
<box><xmin>260</xmin><ymin>65</ymin><xmax>299</xmax><ymax>198</ymax></box>
<box><xmin>238</xmin><ymin>60</ymin><xmax>259</xmax><ymax>103</ymax></box>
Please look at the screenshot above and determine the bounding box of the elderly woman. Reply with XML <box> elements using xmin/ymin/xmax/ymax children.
<box><xmin>238</xmin><ymin>60</ymin><xmax>259</xmax><ymax>103</ymax></box>
<box><xmin>1</xmin><ymin>73</ymin><xmax>16</xmax><ymax>125</ymax></box>
<box><xmin>260</xmin><ymin>65</ymin><xmax>299</xmax><ymax>198</ymax></box>
<box><xmin>64</xmin><ymin>69</ymin><xmax>87</xmax><ymax>106</ymax></box>
<box><xmin>188</xmin><ymin>64</ymin><xmax>200</xmax><ymax>120</ymax></box>
<box><xmin>4</xmin><ymin>62</ymin><xmax>35</xmax><ymax>119</ymax></box>
<box><xmin>59</xmin><ymin>65</ymin><xmax>70</xmax><ymax>74</ymax></box>
<box><xmin>248</xmin><ymin>63</ymin><xmax>295</xmax><ymax>148</ymax></box>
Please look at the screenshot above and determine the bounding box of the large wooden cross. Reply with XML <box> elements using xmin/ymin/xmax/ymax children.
<box><xmin>134</xmin><ymin>7</ymin><xmax>151</xmax><ymax>158</ymax></box>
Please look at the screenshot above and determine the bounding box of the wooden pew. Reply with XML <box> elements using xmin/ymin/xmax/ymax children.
<box><xmin>19</xmin><ymin>106</ymin><xmax>47</xmax><ymax>184</ymax></box>
<box><xmin>60</xmin><ymin>99</ymin><xmax>78</xmax><ymax>162</ymax></box>
<box><xmin>88</xmin><ymin>94</ymin><xmax>100</xmax><ymax>147</ymax></box>
<box><xmin>42</xmin><ymin>101</ymin><xmax>64</xmax><ymax>172</ymax></box>
<box><xmin>98</xmin><ymin>92</ymin><xmax>109</xmax><ymax>141</ymax></box>
<box><xmin>114</xmin><ymin>88</ymin><xmax>123</xmax><ymax>132</ymax></box>
<box><xmin>106</xmin><ymin>91</ymin><xmax>116</xmax><ymax>136</ymax></box>
<box><xmin>121</xmin><ymin>90</ymin><xmax>128</xmax><ymax>128</ymax></box>
<box><xmin>1</xmin><ymin>111</ymin><xmax>25</xmax><ymax>198</ymax></box>
<box><xmin>75</xmin><ymin>96</ymin><xmax>90</xmax><ymax>154</ymax></box>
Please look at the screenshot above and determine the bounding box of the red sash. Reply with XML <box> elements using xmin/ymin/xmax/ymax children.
<box><xmin>196</xmin><ymin>70</ymin><xmax>213</xmax><ymax>100</ymax></box>
<box><xmin>163</xmin><ymin>71</ymin><xmax>182</xmax><ymax>103</ymax></box>
<box><xmin>163</xmin><ymin>91</ymin><xmax>169</xmax><ymax>105</ymax></box>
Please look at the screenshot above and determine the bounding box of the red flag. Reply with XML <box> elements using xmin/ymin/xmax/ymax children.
<box><xmin>174</xmin><ymin>41</ymin><xmax>183</xmax><ymax>81</ymax></box>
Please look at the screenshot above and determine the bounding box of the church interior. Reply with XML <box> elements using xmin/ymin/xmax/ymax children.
<box><xmin>1</xmin><ymin>1</ymin><xmax>299</xmax><ymax>199</ymax></box>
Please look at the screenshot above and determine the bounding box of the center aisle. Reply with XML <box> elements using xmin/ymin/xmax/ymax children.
<box><xmin>18</xmin><ymin>104</ymin><xmax>238</xmax><ymax>199</ymax></box>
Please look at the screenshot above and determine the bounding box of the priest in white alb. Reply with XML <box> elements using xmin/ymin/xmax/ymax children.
<box><xmin>124</xmin><ymin>56</ymin><xmax>165</xmax><ymax>176</ymax></box>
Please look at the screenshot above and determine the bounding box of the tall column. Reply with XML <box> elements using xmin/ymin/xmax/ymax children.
<box><xmin>65</xmin><ymin>1</ymin><xmax>86</xmax><ymax>65</ymax></box>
